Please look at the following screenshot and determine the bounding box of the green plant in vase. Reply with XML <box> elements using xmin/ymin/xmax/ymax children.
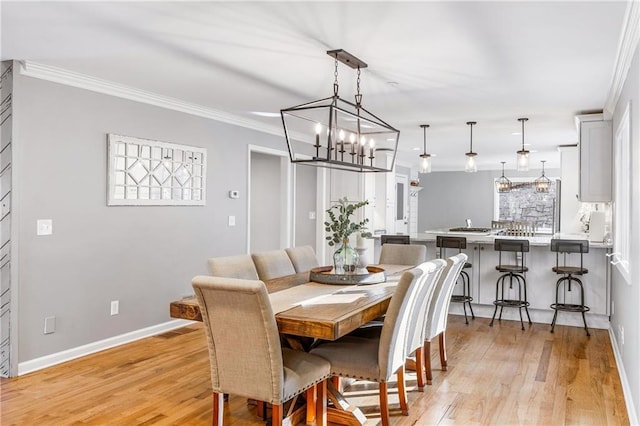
<box><xmin>325</xmin><ymin>197</ymin><xmax>372</xmax><ymax>274</ymax></box>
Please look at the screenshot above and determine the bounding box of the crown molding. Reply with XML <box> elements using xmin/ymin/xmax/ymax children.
<box><xmin>604</xmin><ymin>0</ymin><xmax>640</xmax><ymax>119</ymax></box>
<box><xmin>17</xmin><ymin>60</ymin><xmax>285</xmax><ymax>138</ymax></box>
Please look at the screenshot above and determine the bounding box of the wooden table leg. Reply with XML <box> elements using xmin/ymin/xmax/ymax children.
<box><xmin>325</xmin><ymin>380</ymin><xmax>367</xmax><ymax>425</ymax></box>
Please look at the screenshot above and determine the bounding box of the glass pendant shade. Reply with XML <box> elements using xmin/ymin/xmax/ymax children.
<box><xmin>420</xmin><ymin>154</ymin><xmax>431</xmax><ymax>173</ymax></box>
<box><xmin>496</xmin><ymin>161</ymin><xmax>512</xmax><ymax>192</ymax></box>
<box><xmin>465</xmin><ymin>153</ymin><xmax>477</xmax><ymax>173</ymax></box>
<box><xmin>534</xmin><ymin>160</ymin><xmax>551</xmax><ymax>192</ymax></box>
<box><xmin>464</xmin><ymin>121</ymin><xmax>478</xmax><ymax>173</ymax></box>
<box><xmin>516</xmin><ymin>117</ymin><xmax>530</xmax><ymax>171</ymax></box>
<box><xmin>419</xmin><ymin>124</ymin><xmax>432</xmax><ymax>173</ymax></box>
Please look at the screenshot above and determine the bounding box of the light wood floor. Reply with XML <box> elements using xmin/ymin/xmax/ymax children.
<box><xmin>1</xmin><ymin>316</ymin><xmax>629</xmax><ymax>425</ymax></box>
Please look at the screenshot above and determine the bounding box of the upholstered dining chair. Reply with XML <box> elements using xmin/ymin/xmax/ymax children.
<box><xmin>192</xmin><ymin>276</ymin><xmax>331</xmax><ymax>426</ymax></box>
<box><xmin>207</xmin><ymin>254</ymin><xmax>259</xmax><ymax>280</ymax></box>
<box><xmin>251</xmin><ymin>250</ymin><xmax>297</xmax><ymax>281</ymax></box>
<box><xmin>423</xmin><ymin>253</ymin><xmax>467</xmax><ymax>385</ymax></box>
<box><xmin>405</xmin><ymin>259</ymin><xmax>447</xmax><ymax>391</ymax></box>
<box><xmin>285</xmin><ymin>246</ymin><xmax>319</xmax><ymax>273</ymax></box>
<box><xmin>349</xmin><ymin>259</ymin><xmax>447</xmax><ymax>392</ymax></box>
<box><xmin>378</xmin><ymin>243</ymin><xmax>427</xmax><ymax>266</ymax></box>
<box><xmin>310</xmin><ymin>268</ymin><xmax>426</xmax><ymax>426</ymax></box>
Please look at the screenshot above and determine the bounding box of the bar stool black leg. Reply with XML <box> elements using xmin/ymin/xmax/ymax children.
<box><xmin>576</xmin><ymin>278</ymin><xmax>590</xmax><ymax>337</ymax></box>
<box><xmin>517</xmin><ymin>275</ymin><xmax>524</xmax><ymax>330</ymax></box>
<box><xmin>462</xmin><ymin>270</ymin><xmax>475</xmax><ymax>320</ymax></box>
<box><xmin>458</xmin><ymin>274</ymin><xmax>469</xmax><ymax>324</ymax></box>
<box><xmin>550</xmin><ymin>277</ymin><xmax>564</xmax><ymax>333</ymax></box>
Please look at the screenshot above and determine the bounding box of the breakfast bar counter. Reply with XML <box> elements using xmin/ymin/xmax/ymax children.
<box><xmin>375</xmin><ymin>231</ymin><xmax>612</xmax><ymax>329</ymax></box>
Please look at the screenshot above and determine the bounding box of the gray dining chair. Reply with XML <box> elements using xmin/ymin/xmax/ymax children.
<box><xmin>207</xmin><ymin>254</ymin><xmax>259</xmax><ymax>280</ymax></box>
<box><xmin>310</xmin><ymin>268</ymin><xmax>426</xmax><ymax>426</ymax></box>
<box><xmin>378</xmin><ymin>243</ymin><xmax>427</xmax><ymax>265</ymax></box>
<box><xmin>423</xmin><ymin>253</ymin><xmax>467</xmax><ymax>385</ymax></box>
<box><xmin>192</xmin><ymin>276</ymin><xmax>330</xmax><ymax>426</ymax></box>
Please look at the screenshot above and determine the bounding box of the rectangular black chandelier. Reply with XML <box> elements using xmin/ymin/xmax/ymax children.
<box><xmin>280</xmin><ymin>49</ymin><xmax>400</xmax><ymax>173</ymax></box>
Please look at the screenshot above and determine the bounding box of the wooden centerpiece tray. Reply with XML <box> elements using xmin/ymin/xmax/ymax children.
<box><xmin>309</xmin><ymin>265</ymin><xmax>386</xmax><ymax>285</ymax></box>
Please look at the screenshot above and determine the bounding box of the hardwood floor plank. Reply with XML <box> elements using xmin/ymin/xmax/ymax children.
<box><xmin>0</xmin><ymin>315</ymin><xmax>629</xmax><ymax>425</ymax></box>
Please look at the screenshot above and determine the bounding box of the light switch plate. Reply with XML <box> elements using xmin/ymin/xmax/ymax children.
<box><xmin>44</xmin><ymin>316</ymin><xmax>56</xmax><ymax>334</ymax></box>
<box><xmin>228</xmin><ymin>215</ymin><xmax>236</xmax><ymax>227</ymax></box>
<box><xmin>37</xmin><ymin>219</ymin><xmax>53</xmax><ymax>236</ymax></box>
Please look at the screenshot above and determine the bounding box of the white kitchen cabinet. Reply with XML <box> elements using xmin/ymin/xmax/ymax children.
<box><xmin>577</xmin><ymin>115</ymin><xmax>612</xmax><ymax>202</ymax></box>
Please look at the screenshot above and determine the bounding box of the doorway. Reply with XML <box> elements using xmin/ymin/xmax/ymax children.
<box><xmin>248</xmin><ymin>148</ymin><xmax>291</xmax><ymax>252</ymax></box>
<box><xmin>395</xmin><ymin>174</ymin><xmax>409</xmax><ymax>234</ymax></box>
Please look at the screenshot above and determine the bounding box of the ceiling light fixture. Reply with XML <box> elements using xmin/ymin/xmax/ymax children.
<box><xmin>419</xmin><ymin>124</ymin><xmax>432</xmax><ymax>174</ymax></box>
<box><xmin>496</xmin><ymin>161</ymin><xmax>512</xmax><ymax>193</ymax></box>
<box><xmin>280</xmin><ymin>49</ymin><xmax>400</xmax><ymax>173</ymax></box>
<box><xmin>534</xmin><ymin>160</ymin><xmax>551</xmax><ymax>192</ymax></box>
<box><xmin>465</xmin><ymin>121</ymin><xmax>478</xmax><ymax>173</ymax></box>
<box><xmin>517</xmin><ymin>117</ymin><xmax>530</xmax><ymax>171</ymax></box>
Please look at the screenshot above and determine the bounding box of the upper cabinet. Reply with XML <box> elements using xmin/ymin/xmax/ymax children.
<box><xmin>577</xmin><ymin>114</ymin><xmax>612</xmax><ymax>202</ymax></box>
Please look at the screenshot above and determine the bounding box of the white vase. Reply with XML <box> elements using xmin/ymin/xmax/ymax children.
<box><xmin>354</xmin><ymin>247</ymin><xmax>369</xmax><ymax>273</ymax></box>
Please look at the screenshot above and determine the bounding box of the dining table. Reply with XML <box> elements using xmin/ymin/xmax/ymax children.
<box><xmin>169</xmin><ymin>263</ymin><xmax>413</xmax><ymax>425</ymax></box>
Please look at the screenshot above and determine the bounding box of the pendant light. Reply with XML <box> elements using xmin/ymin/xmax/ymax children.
<box><xmin>280</xmin><ymin>49</ymin><xmax>400</xmax><ymax>173</ymax></box>
<box><xmin>419</xmin><ymin>124</ymin><xmax>432</xmax><ymax>173</ymax></box>
<box><xmin>496</xmin><ymin>161</ymin><xmax>512</xmax><ymax>193</ymax></box>
<box><xmin>534</xmin><ymin>160</ymin><xmax>551</xmax><ymax>192</ymax></box>
<box><xmin>465</xmin><ymin>121</ymin><xmax>477</xmax><ymax>173</ymax></box>
<box><xmin>517</xmin><ymin>117</ymin><xmax>530</xmax><ymax>171</ymax></box>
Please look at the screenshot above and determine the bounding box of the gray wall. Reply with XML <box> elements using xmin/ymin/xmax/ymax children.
<box><xmin>417</xmin><ymin>169</ymin><xmax>560</xmax><ymax>232</ymax></box>
<box><xmin>610</xmin><ymin>43</ymin><xmax>639</xmax><ymax>421</ymax></box>
<box><xmin>12</xmin><ymin>73</ymin><xmax>290</xmax><ymax>362</ymax></box>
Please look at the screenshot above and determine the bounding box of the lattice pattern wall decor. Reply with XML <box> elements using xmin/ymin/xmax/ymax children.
<box><xmin>107</xmin><ymin>134</ymin><xmax>207</xmax><ymax>206</ymax></box>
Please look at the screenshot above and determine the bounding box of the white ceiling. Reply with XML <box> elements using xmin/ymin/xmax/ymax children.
<box><xmin>1</xmin><ymin>1</ymin><xmax>629</xmax><ymax>171</ymax></box>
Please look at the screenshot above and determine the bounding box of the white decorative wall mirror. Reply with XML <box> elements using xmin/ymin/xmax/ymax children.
<box><xmin>107</xmin><ymin>134</ymin><xmax>207</xmax><ymax>206</ymax></box>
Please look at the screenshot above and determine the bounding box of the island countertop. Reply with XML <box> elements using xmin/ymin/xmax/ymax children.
<box><xmin>411</xmin><ymin>230</ymin><xmax>612</xmax><ymax>249</ymax></box>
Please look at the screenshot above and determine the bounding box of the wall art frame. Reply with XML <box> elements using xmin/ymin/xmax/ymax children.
<box><xmin>107</xmin><ymin>134</ymin><xmax>207</xmax><ymax>206</ymax></box>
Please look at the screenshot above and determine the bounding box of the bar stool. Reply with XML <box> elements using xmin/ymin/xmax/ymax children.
<box><xmin>490</xmin><ymin>238</ymin><xmax>531</xmax><ymax>330</ymax></box>
<box><xmin>550</xmin><ymin>239</ymin><xmax>590</xmax><ymax>336</ymax></box>
<box><xmin>436</xmin><ymin>236</ymin><xmax>474</xmax><ymax>324</ymax></box>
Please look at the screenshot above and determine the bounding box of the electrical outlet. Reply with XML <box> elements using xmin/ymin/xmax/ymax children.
<box><xmin>44</xmin><ymin>316</ymin><xmax>56</xmax><ymax>334</ymax></box>
<box><xmin>228</xmin><ymin>215</ymin><xmax>236</xmax><ymax>227</ymax></box>
<box><xmin>110</xmin><ymin>300</ymin><xmax>119</xmax><ymax>316</ymax></box>
<box><xmin>308</xmin><ymin>211</ymin><xmax>316</xmax><ymax>220</ymax></box>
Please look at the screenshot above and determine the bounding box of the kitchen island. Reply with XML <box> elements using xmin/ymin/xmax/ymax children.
<box><xmin>374</xmin><ymin>230</ymin><xmax>612</xmax><ymax>329</ymax></box>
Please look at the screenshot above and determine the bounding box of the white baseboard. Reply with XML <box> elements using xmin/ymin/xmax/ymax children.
<box><xmin>608</xmin><ymin>326</ymin><xmax>639</xmax><ymax>426</ymax></box>
<box><xmin>18</xmin><ymin>319</ymin><xmax>194</xmax><ymax>376</ymax></box>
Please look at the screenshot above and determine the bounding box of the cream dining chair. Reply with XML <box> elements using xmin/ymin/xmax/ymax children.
<box><xmin>405</xmin><ymin>259</ymin><xmax>447</xmax><ymax>390</ymax></box>
<box><xmin>251</xmin><ymin>249</ymin><xmax>297</xmax><ymax>281</ymax></box>
<box><xmin>192</xmin><ymin>276</ymin><xmax>331</xmax><ymax>426</ymax></box>
<box><xmin>310</xmin><ymin>267</ymin><xmax>429</xmax><ymax>426</ymax></box>
<box><xmin>207</xmin><ymin>254</ymin><xmax>259</xmax><ymax>280</ymax></box>
<box><xmin>423</xmin><ymin>253</ymin><xmax>467</xmax><ymax>385</ymax></box>
<box><xmin>285</xmin><ymin>246</ymin><xmax>319</xmax><ymax>273</ymax></box>
<box><xmin>349</xmin><ymin>259</ymin><xmax>447</xmax><ymax>392</ymax></box>
<box><xmin>378</xmin><ymin>243</ymin><xmax>427</xmax><ymax>265</ymax></box>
